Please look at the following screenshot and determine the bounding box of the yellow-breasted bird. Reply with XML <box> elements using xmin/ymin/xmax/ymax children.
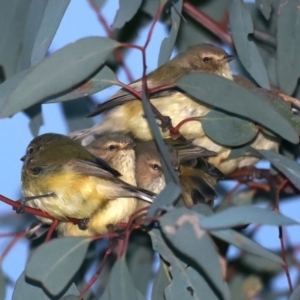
<box><xmin>69</xmin><ymin>43</ymin><xmax>280</xmax><ymax>175</ymax></box>
<box><xmin>20</xmin><ymin>133</ymin><xmax>155</xmax><ymax>234</ymax></box>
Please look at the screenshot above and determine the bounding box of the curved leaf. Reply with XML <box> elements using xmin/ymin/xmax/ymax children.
<box><xmin>289</xmin><ymin>284</ymin><xmax>300</xmax><ymax>300</ymax></box>
<box><xmin>12</xmin><ymin>272</ymin><xmax>80</xmax><ymax>300</ymax></box>
<box><xmin>176</xmin><ymin>73</ymin><xmax>299</xmax><ymax>144</ymax></box>
<box><xmin>113</xmin><ymin>0</ymin><xmax>142</xmax><ymax>29</ymax></box>
<box><xmin>259</xmin><ymin>150</ymin><xmax>300</xmax><ymax>191</ymax></box>
<box><xmin>158</xmin><ymin>0</ymin><xmax>182</xmax><ymax>67</ymax></box>
<box><xmin>277</xmin><ymin>0</ymin><xmax>300</xmax><ymax>94</ymax></box>
<box><xmin>0</xmin><ymin>37</ymin><xmax>120</xmax><ymax>117</ymax></box>
<box><xmin>160</xmin><ymin>208</ymin><xmax>230</xmax><ymax>300</ymax></box>
<box><xmin>25</xmin><ymin>237</ymin><xmax>89</xmax><ymax>296</ymax></box>
<box><xmin>202</xmin><ymin>109</ymin><xmax>258</xmax><ymax>146</ymax></box>
<box><xmin>0</xmin><ymin>269</ymin><xmax>5</xmax><ymax>300</ymax></box>
<box><xmin>200</xmin><ymin>205</ymin><xmax>298</xmax><ymax>230</ymax></box>
<box><xmin>31</xmin><ymin>0</ymin><xmax>71</xmax><ymax>66</ymax></box>
<box><xmin>255</xmin><ymin>0</ymin><xmax>274</xmax><ymax>19</ymax></box>
<box><xmin>151</xmin><ymin>259</ymin><xmax>171</xmax><ymax>300</ymax></box>
<box><xmin>229</xmin><ymin>0</ymin><xmax>270</xmax><ymax>89</ymax></box>
<box><xmin>47</xmin><ymin>65</ymin><xmax>119</xmax><ymax>103</ymax></box>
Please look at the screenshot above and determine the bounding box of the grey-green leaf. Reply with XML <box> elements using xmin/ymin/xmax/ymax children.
<box><xmin>47</xmin><ymin>65</ymin><xmax>119</xmax><ymax>103</ymax></box>
<box><xmin>259</xmin><ymin>150</ymin><xmax>300</xmax><ymax>191</ymax></box>
<box><xmin>255</xmin><ymin>0</ymin><xmax>274</xmax><ymax>19</ymax></box>
<box><xmin>200</xmin><ymin>205</ymin><xmax>298</xmax><ymax>230</ymax></box>
<box><xmin>210</xmin><ymin>229</ymin><xmax>283</xmax><ymax>265</ymax></box>
<box><xmin>31</xmin><ymin>0</ymin><xmax>71</xmax><ymax>66</ymax></box>
<box><xmin>103</xmin><ymin>256</ymin><xmax>145</xmax><ymax>300</ymax></box>
<box><xmin>113</xmin><ymin>0</ymin><xmax>142</xmax><ymax>29</ymax></box>
<box><xmin>229</xmin><ymin>0</ymin><xmax>270</xmax><ymax>89</ymax></box>
<box><xmin>176</xmin><ymin>73</ymin><xmax>299</xmax><ymax>144</ymax></box>
<box><xmin>158</xmin><ymin>0</ymin><xmax>182</xmax><ymax>66</ymax></box>
<box><xmin>24</xmin><ymin>104</ymin><xmax>43</xmax><ymax>136</ymax></box>
<box><xmin>161</xmin><ymin>208</ymin><xmax>230</xmax><ymax>300</ymax></box>
<box><xmin>202</xmin><ymin>109</ymin><xmax>258</xmax><ymax>146</ymax></box>
<box><xmin>151</xmin><ymin>259</ymin><xmax>171</xmax><ymax>300</ymax></box>
<box><xmin>288</xmin><ymin>283</ymin><xmax>300</xmax><ymax>300</ymax></box>
<box><xmin>0</xmin><ymin>37</ymin><xmax>120</xmax><ymax>117</ymax></box>
<box><xmin>0</xmin><ymin>269</ymin><xmax>5</xmax><ymax>300</ymax></box>
<box><xmin>277</xmin><ymin>0</ymin><xmax>300</xmax><ymax>94</ymax></box>
<box><xmin>13</xmin><ymin>271</ymin><xmax>80</xmax><ymax>300</ymax></box>
<box><xmin>25</xmin><ymin>237</ymin><xmax>89</xmax><ymax>296</ymax></box>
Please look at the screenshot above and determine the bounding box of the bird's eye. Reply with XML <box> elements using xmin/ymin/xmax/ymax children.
<box><xmin>152</xmin><ymin>164</ymin><xmax>160</xmax><ymax>171</ymax></box>
<box><xmin>30</xmin><ymin>167</ymin><xmax>42</xmax><ymax>175</ymax></box>
<box><xmin>27</xmin><ymin>147</ymin><xmax>34</xmax><ymax>155</ymax></box>
<box><xmin>108</xmin><ymin>145</ymin><xmax>115</xmax><ymax>151</ymax></box>
<box><xmin>202</xmin><ymin>57</ymin><xmax>210</xmax><ymax>63</ymax></box>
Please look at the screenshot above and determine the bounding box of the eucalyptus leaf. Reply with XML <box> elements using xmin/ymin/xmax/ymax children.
<box><xmin>0</xmin><ymin>269</ymin><xmax>5</xmax><ymax>300</ymax></box>
<box><xmin>19</xmin><ymin>0</ymin><xmax>48</xmax><ymax>70</ymax></box>
<box><xmin>277</xmin><ymin>0</ymin><xmax>300</xmax><ymax>94</ymax></box>
<box><xmin>113</xmin><ymin>0</ymin><xmax>142</xmax><ymax>29</ymax></box>
<box><xmin>25</xmin><ymin>237</ymin><xmax>89</xmax><ymax>296</ymax></box>
<box><xmin>47</xmin><ymin>65</ymin><xmax>119</xmax><ymax>103</ymax></box>
<box><xmin>147</xmin><ymin>182</ymin><xmax>182</xmax><ymax>218</ymax></box>
<box><xmin>255</xmin><ymin>0</ymin><xmax>273</xmax><ymax>19</ymax></box>
<box><xmin>200</xmin><ymin>205</ymin><xmax>298</xmax><ymax>230</ymax></box>
<box><xmin>259</xmin><ymin>150</ymin><xmax>300</xmax><ymax>191</ymax></box>
<box><xmin>0</xmin><ymin>0</ymin><xmax>32</xmax><ymax>78</ymax></box>
<box><xmin>210</xmin><ymin>229</ymin><xmax>283</xmax><ymax>265</ymax></box>
<box><xmin>12</xmin><ymin>272</ymin><xmax>80</xmax><ymax>300</ymax></box>
<box><xmin>24</xmin><ymin>104</ymin><xmax>43</xmax><ymax>136</ymax></box>
<box><xmin>151</xmin><ymin>259</ymin><xmax>171</xmax><ymax>300</ymax></box>
<box><xmin>0</xmin><ymin>37</ymin><xmax>120</xmax><ymax>117</ymax></box>
<box><xmin>202</xmin><ymin>109</ymin><xmax>258</xmax><ymax>146</ymax></box>
<box><xmin>158</xmin><ymin>0</ymin><xmax>182</xmax><ymax>66</ymax></box>
<box><xmin>31</xmin><ymin>0</ymin><xmax>70</xmax><ymax>66</ymax></box>
<box><xmin>288</xmin><ymin>283</ymin><xmax>300</xmax><ymax>300</ymax></box>
<box><xmin>160</xmin><ymin>208</ymin><xmax>230</xmax><ymax>300</ymax></box>
<box><xmin>150</xmin><ymin>228</ymin><xmax>218</xmax><ymax>300</ymax></box>
<box><xmin>229</xmin><ymin>0</ymin><xmax>270</xmax><ymax>89</ymax></box>
<box><xmin>103</xmin><ymin>256</ymin><xmax>145</xmax><ymax>300</ymax></box>
<box><xmin>176</xmin><ymin>73</ymin><xmax>299</xmax><ymax>144</ymax></box>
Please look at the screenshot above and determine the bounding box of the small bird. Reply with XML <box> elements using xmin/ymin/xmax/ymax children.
<box><xmin>20</xmin><ymin>133</ymin><xmax>155</xmax><ymax>234</ymax></box>
<box><xmin>135</xmin><ymin>141</ymin><xmax>222</xmax><ymax>209</ymax></box>
<box><xmin>57</xmin><ymin>132</ymin><xmax>139</xmax><ymax>236</ymax></box>
<box><xmin>69</xmin><ymin>44</ymin><xmax>280</xmax><ymax>175</ymax></box>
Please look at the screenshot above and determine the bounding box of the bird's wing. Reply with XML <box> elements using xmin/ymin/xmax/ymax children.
<box><xmin>68</xmin><ymin>158</ymin><xmax>121</xmax><ymax>179</ymax></box>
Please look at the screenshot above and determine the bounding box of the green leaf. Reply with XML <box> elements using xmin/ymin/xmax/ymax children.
<box><xmin>25</xmin><ymin>237</ymin><xmax>89</xmax><ymax>296</ymax></box>
<box><xmin>19</xmin><ymin>0</ymin><xmax>48</xmax><ymax>70</ymax></box>
<box><xmin>210</xmin><ymin>229</ymin><xmax>283</xmax><ymax>265</ymax></box>
<box><xmin>0</xmin><ymin>37</ymin><xmax>120</xmax><ymax>117</ymax></box>
<box><xmin>176</xmin><ymin>73</ymin><xmax>299</xmax><ymax>144</ymax></box>
<box><xmin>140</xmin><ymin>0</ymin><xmax>160</xmax><ymax>18</ymax></box>
<box><xmin>229</xmin><ymin>0</ymin><xmax>270</xmax><ymax>89</ymax></box>
<box><xmin>24</xmin><ymin>104</ymin><xmax>43</xmax><ymax>136</ymax></box>
<box><xmin>61</xmin><ymin>97</ymin><xmax>94</xmax><ymax>132</ymax></box>
<box><xmin>13</xmin><ymin>271</ymin><xmax>80</xmax><ymax>300</ymax></box>
<box><xmin>241</xmin><ymin>253</ymin><xmax>282</xmax><ymax>273</ymax></box>
<box><xmin>0</xmin><ymin>269</ymin><xmax>6</xmax><ymax>300</ymax></box>
<box><xmin>151</xmin><ymin>259</ymin><xmax>171</xmax><ymax>300</ymax></box>
<box><xmin>160</xmin><ymin>208</ymin><xmax>230</xmax><ymax>300</ymax></box>
<box><xmin>0</xmin><ymin>1</ymin><xmax>32</xmax><ymax>78</ymax></box>
<box><xmin>113</xmin><ymin>0</ymin><xmax>142</xmax><ymax>29</ymax></box>
<box><xmin>141</xmin><ymin>90</ymin><xmax>181</xmax><ymax>184</ymax></box>
<box><xmin>288</xmin><ymin>283</ymin><xmax>300</xmax><ymax>300</ymax></box>
<box><xmin>255</xmin><ymin>0</ymin><xmax>273</xmax><ymax>19</ymax></box>
<box><xmin>126</xmin><ymin>231</ymin><xmax>154</xmax><ymax>296</ymax></box>
<box><xmin>31</xmin><ymin>0</ymin><xmax>70</xmax><ymax>66</ymax></box>
<box><xmin>200</xmin><ymin>205</ymin><xmax>298</xmax><ymax>230</ymax></box>
<box><xmin>277</xmin><ymin>0</ymin><xmax>300</xmax><ymax>94</ymax></box>
<box><xmin>47</xmin><ymin>65</ymin><xmax>119</xmax><ymax>103</ymax></box>
<box><xmin>202</xmin><ymin>109</ymin><xmax>258</xmax><ymax>146</ymax></box>
<box><xmin>103</xmin><ymin>256</ymin><xmax>145</xmax><ymax>300</ymax></box>
<box><xmin>259</xmin><ymin>150</ymin><xmax>300</xmax><ymax>191</ymax></box>
<box><xmin>150</xmin><ymin>229</ymin><xmax>220</xmax><ymax>300</ymax></box>
<box><xmin>158</xmin><ymin>0</ymin><xmax>182</xmax><ymax>67</ymax></box>
<box><xmin>147</xmin><ymin>182</ymin><xmax>182</xmax><ymax>218</ymax></box>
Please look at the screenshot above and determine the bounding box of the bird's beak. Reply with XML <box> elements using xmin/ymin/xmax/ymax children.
<box><xmin>222</xmin><ymin>55</ymin><xmax>234</xmax><ymax>63</ymax></box>
<box><xmin>20</xmin><ymin>155</ymin><xmax>26</xmax><ymax>162</ymax></box>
